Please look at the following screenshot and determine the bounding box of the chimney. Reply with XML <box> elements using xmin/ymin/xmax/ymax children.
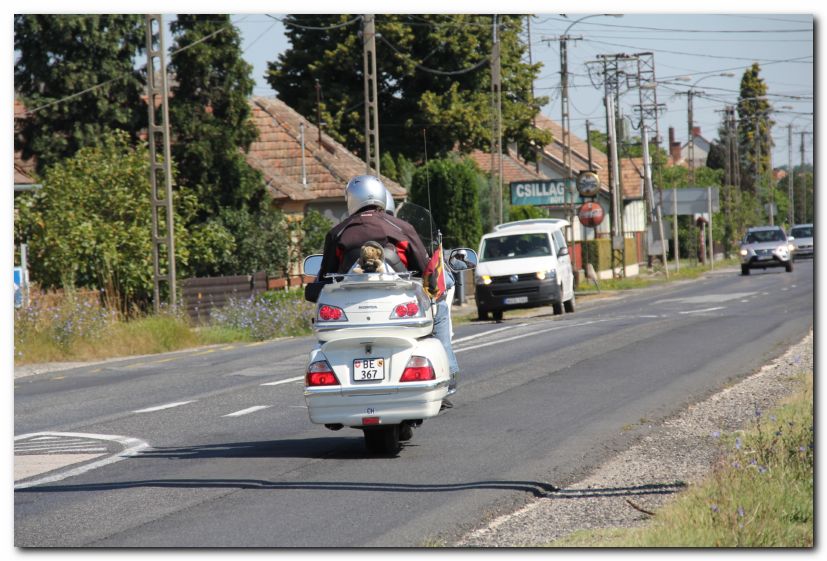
<box><xmin>668</xmin><ymin>126</ymin><xmax>682</xmax><ymax>163</ymax></box>
<box><xmin>692</xmin><ymin>126</ymin><xmax>701</xmax><ymax>138</ymax></box>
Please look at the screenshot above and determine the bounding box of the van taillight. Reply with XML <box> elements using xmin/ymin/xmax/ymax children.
<box><xmin>306</xmin><ymin>360</ymin><xmax>339</xmax><ymax>386</ymax></box>
<box><xmin>400</xmin><ymin>356</ymin><xmax>435</xmax><ymax>382</ymax></box>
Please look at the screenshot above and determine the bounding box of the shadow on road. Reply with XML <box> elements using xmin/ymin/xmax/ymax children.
<box><xmin>16</xmin><ymin>478</ymin><xmax>559</xmax><ymax>496</ymax></box>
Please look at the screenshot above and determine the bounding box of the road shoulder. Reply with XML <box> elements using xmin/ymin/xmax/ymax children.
<box><xmin>456</xmin><ymin>329</ymin><xmax>813</xmax><ymax>546</ymax></box>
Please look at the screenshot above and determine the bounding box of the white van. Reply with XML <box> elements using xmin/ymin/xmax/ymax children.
<box><xmin>474</xmin><ymin>219</ymin><xmax>575</xmax><ymax>321</ymax></box>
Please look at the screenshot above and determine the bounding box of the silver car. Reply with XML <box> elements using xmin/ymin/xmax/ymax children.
<box><xmin>789</xmin><ymin>224</ymin><xmax>814</xmax><ymax>258</ymax></box>
<box><xmin>739</xmin><ymin>226</ymin><xmax>794</xmax><ymax>275</ymax></box>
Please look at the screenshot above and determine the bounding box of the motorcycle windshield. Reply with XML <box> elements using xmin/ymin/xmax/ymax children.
<box><xmin>397</xmin><ymin>202</ymin><xmax>436</xmax><ymax>252</ymax></box>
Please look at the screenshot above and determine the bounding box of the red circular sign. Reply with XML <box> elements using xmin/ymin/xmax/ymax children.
<box><xmin>578</xmin><ymin>201</ymin><xmax>605</xmax><ymax>227</ymax></box>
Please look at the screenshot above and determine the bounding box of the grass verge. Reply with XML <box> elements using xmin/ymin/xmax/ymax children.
<box><xmin>550</xmin><ymin>370</ymin><xmax>813</xmax><ymax>547</ymax></box>
<box><xmin>14</xmin><ymin>289</ymin><xmax>312</xmax><ymax>365</ymax></box>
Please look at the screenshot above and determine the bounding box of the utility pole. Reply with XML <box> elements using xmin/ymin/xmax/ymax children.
<box><xmin>491</xmin><ymin>15</ymin><xmax>503</xmax><ymax>225</ymax></box>
<box><xmin>677</xmin><ymin>89</ymin><xmax>704</xmax><ymax>185</ymax></box>
<box><xmin>587</xmin><ymin>53</ymin><xmax>638</xmax><ymax>277</ymax></box>
<box><xmin>755</xmin><ymin>113</ymin><xmax>767</xmax><ymax>223</ymax></box>
<box><xmin>543</xmin><ymin>32</ymin><xmax>581</xmax><ymax>250</ymax></box>
<box><xmin>362</xmin><ymin>14</ymin><xmax>380</xmax><ymax>176</ymax></box>
<box><xmin>788</xmin><ymin>124</ymin><xmax>794</xmax><ymax>227</ymax></box>
<box><xmin>315</xmin><ymin>79</ymin><xmax>323</xmax><ymax>144</ymax></box>
<box><xmin>632</xmin><ymin>52</ymin><xmax>667</xmax><ymax>274</ymax></box>
<box><xmin>145</xmin><ymin>14</ymin><xmax>176</xmax><ymax>312</ymax></box>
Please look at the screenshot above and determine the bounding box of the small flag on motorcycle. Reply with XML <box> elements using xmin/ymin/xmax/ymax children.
<box><xmin>423</xmin><ymin>235</ymin><xmax>446</xmax><ymax>301</ymax></box>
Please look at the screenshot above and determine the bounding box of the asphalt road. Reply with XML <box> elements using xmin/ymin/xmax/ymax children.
<box><xmin>14</xmin><ymin>260</ymin><xmax>813</xmax><ymax>547</ymax></box>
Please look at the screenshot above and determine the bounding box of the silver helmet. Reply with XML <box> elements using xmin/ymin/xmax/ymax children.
<box><xmin>384</xmin><ymin>189</ymin><xmax>396</xmax><ymax>216</ymax></box>
<box><xmin>345</xmin><ymin>175</ymin><xmax>388</xmax><ymax>215</ymax></box>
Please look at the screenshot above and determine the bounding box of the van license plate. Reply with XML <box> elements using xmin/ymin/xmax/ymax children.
<box><xmin>504</xmin><ymin>296</ymin><xmax>528</xmax><ymax>305</ymax></box>
<box><xmin>353</xmin><ymin>358</ymin><xmax>385</xmax><ymax>381</ymax></box>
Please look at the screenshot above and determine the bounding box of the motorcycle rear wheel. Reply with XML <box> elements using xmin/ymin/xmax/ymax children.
<box><xmin>363</xmin><ymin>425</ymin><xmax>401</xmax><ymax>454</ymax></box>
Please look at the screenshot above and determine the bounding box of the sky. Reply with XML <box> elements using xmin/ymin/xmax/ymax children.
<box><xmin>226</xmin><ymin>11</ymin><xmax>814</xmax><ymax>169</ymax></box>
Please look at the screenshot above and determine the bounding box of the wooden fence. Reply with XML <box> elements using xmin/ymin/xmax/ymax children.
<box><xmin>181</xmin><ymin>272</ymin><xmax>269</xmax><ymax>323</ymax></box>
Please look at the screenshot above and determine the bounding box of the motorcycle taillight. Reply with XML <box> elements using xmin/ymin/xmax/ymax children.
<box><xmin>400</xmin><ymin>356</ymin><xmax>435</xmax><ymax>382</ymax></box>
<box><xmin>390</xmin><ymin>301</ymin><xmax>422</xmax><ymax>319</ymax></box>
<box><xmin>306</xmin><ymin>360</ymin><xmax>339</xmax><ymax>386</ymax></box>
<box><xmin>318</xmin><ymin>304</ymin><xmax>347</xmax><ymax>322</ymax></box>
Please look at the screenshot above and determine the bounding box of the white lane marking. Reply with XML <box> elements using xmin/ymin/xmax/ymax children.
<box><xmin>455</xmin><ymin>319</ymin><xmax>615</xmax><ymax>354</ymax></box>
<box><xmin>655</xmin><ymin>292</ymin><xmax>755</xmax><ymax>305</ymax></box>
<box><xmin>638</xmin><ymin>315</ymin><xmax>659</xmax><ymax>318</ymax></box>
<box><xmin>261</xmin><ymin>375</ymin><xmax>304</xmax><ymax>387</ymax></box>
<box><xmin>453</xmin><ymin>323</ymin><xmax>528</xmax><ymax>344</ymax></box>
<box><xmin>15</xmin><ymin>446</ymin><xmax>109</xmax><ymax>453</ymax></box>
<box><xmin>14</xmin><ymin>431</ymin><xmax>149</xmax><ymax>490</ymax></box>
<box><xmin>132</xmin><ymin>400</ymin><xmax>196</xmax><ymax>414</ymax></box>
<box><xmin>223</xmin><ymin>405</ymin><xmax>271</xmax><ymax>418</ymax></box>
<box><xmin>679</xmin><ymin>307</ymin><xmax>725</xmax><ymax>315</ymax></box>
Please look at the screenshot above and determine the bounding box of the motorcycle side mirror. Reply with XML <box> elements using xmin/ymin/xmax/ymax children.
<box><xmin>446</xmin><ymin>248</ymin><xmax>478</xmax><ymax>272</ymax></box>
<box><xmin>303</xmin><ymin>254</ymin><xmax>323</xmax><ymax>278</ymax></box>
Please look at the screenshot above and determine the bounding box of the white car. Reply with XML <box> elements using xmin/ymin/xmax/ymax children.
<box><xmin>739</xmin><ymin>226</ymin><xmax>794</xmax><ymax>275</ymax></box>
<box><xmin>474</xmin><ymin>219</ymin><xmax>575</xmax><ymax>321</ymax></box>
<box><xmin>789</xmin><ymin>224</ymin><xmax>813</xmax><ymax>258</ymax></box>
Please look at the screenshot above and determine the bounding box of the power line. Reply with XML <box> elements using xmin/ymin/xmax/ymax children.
<box><xmin>265</xmin><ymin>14</ymin><xmax>363</xmax><ymax>31</ymax></box>
<box><xmin>21</xmin><ymin>19</ymin><xmax>242</xmax><ymax>116</ymax></box>
<box><xmin>534</xmin><ymin>16</ymin><xmax>812</xmax><ymax>34</ymax></box>
<box><xmin>376</xmin><ymin>34</ymin><xmax>490</xmax><ymax>76</ymax></box>
<box><xmin>583</xmin><ymin>38</ymin><xmax>814</xmax><ymax>64</ymax></box>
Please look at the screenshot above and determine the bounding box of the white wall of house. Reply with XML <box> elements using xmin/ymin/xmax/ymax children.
<box><xmin>679</xmin><ymin>137</ymin><xmax>710</xmax><ymax>170</ymax></box>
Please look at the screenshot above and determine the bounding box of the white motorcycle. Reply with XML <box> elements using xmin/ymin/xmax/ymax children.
<box><xmin>301</xmin><ymin>205</ymin><xmax>477</xmax><ymax>454</ymax></box>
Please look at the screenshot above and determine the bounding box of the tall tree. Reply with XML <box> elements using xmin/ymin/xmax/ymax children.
<box><xmin>168</xmin><ymin>14</ymin><xmax>262</xmax><ymax>218</ymax></box>
<box><xmin>409</xmin><ymin>156</ymin><xmax>483</xmax><ymax>248</ymax></box>
<box><xmin>267</xmin><ymin>14</ymin><xmax>551</xmax><ymax>163</ymax></box>
<box><xmin>14</xmin><ymin>14</ymin><xmax>146</xmax><ymax>173</ymax></box>
<box><xmin>737</xmin><ymin>63</ymin><xmax>773</xmax><ymax>195</ymax></box>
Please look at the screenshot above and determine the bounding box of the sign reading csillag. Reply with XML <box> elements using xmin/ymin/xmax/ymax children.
<box><xmin>510</xmin><ymin>180</ymin><xmax>584</xmax><ymax>207</ymax></box>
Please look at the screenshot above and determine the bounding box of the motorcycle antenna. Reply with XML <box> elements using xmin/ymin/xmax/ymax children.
<box><xmin>422</xmin><ymin>128</ymin><xmax>435</xmax><ymax>246</ymax></box>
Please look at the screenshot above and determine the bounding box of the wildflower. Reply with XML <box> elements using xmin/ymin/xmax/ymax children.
<box><xmin>770</xmin><ymin>415</ymin><xmax>777</xmax><ymax>422</ymax></box>
<box><xmin>737</xmin><ymin>506</ymin><xmax>745</xmax><ymax>518</ymax></box>
<box><xmin>710</xmin><ymin>504</ymin><xmax>719</xmax><ymax>513</ymax></box>
<box><xmin>732</xmin><ymin>461</ymin><xmax>741</xmax><ymax>469</ymax></box>
<box><xmin>758</xmin><ymin>466</ymin><xmax>768</xmax><ymax>474</ymax></box>
<box><xmin>735</xmin><ymin>437</ymin><xmax>742</xmax><ymax>450</ymax></box>
<box><xmin>710</xmin><ymin>431</ymin><xmax>721</xmax><ymax>438</ymax></box>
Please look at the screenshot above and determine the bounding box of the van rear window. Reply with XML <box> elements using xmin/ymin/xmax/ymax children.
<box><xmin>480</xmin><ymin>233</ymin><xmax>551</xmax><ymax>261</ymax></box>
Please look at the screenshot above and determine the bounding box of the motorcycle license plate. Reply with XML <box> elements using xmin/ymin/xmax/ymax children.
<box><xmin>504</xmin><ymin>296</ymin><xmax>528</xmax><ymax>305</ymax></box>
<box><xmin>353</xmin><ymin>358</ymin><xmax>385</xmax><ymax>381</ymax></box>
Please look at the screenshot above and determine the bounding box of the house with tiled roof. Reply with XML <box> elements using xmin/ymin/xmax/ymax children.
<box><xmin>466</xmin><ymin>147</ymin><xmax>546</xmax><ymax>184</ymax></box>
<box><xmin>247</xmin><ymin>96</ymin><xmax>405</xmax><ymax>225</ymax></box>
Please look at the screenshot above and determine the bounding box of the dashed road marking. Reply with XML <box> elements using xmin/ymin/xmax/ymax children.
<box><xmin>132</xmin><ymin>400</ymin><xmax>196</xmax><ymax>414</ymax></box>
<box><xmin>152</xmin><ymin>357</ymin><xmax>176</xmax><ymax>363</ymax></box>
<box><xmin>223</xmin><ymin>405</ymin><xmax>271</xmax><ymax>417</ymax></box>
<box><xmin>453</xmin><ymin>323</ymin><xmax>528</xmax><ymax>344</ymax></box>
<box><xmin>245</xmin><ymin>341</ymin><xmax>267</xmax><ymax>347</ymax></box>
<box><xmin>192</xmin><ymin>349</ymin><xmax>216</xmax><ymax>356</ymax></box>
<box><xmin>455</xmin><ymin>319</ymin><xmax>615</xmax><ymax>354</ymax></box>
<box><xmin>679</xmin><ymin>306</ymin><xmax>725</xmax><ymax>315</ymax></box>
<box><xmin>261</xmin><ymin>375</ymin><xmax>304</xmax><ymax>387</ymax></box>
